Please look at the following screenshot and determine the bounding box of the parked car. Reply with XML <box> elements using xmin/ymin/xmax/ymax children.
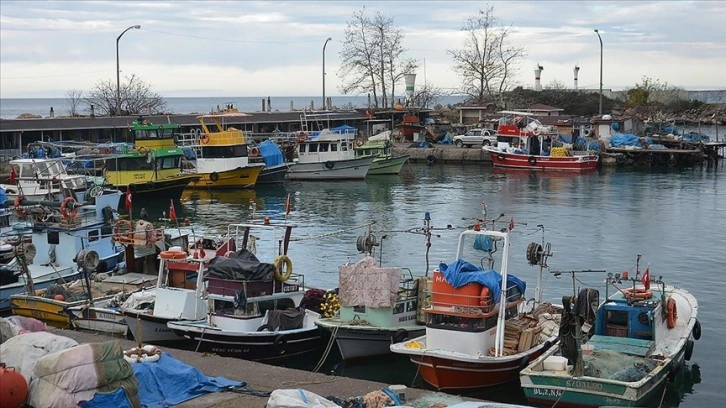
<box><xmin>453</xmin><ymin>128</ymin><xmax>497</xmax><ymax>147</ymax></box>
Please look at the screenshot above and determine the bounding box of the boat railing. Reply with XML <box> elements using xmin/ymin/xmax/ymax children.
<box><xmin>206</xmin><ymin>272</ymin><xmax>304</xmax><ymax>299</ymax></box>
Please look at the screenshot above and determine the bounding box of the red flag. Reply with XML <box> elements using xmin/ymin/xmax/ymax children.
<box><xmin>9</xmin><ymin>166</ymin><xmax>17</xmax><ymax>184</ymax></box>
<box><xmin>125</xmin><ymin>185</ymin><xmax>132</xmax><ymax>214</ymax></box>
<box><xmin>641</xmin><ymin>266</ymin><xmax>650</xmax><ymax>291</ymax></box>
<box><xmin>169</xmin><ymin>199</ymin><xmax>177</xmax><ymax>221</ymax></box>
<box><xmin>285</xmin><ymin>193</ymin><xmax>291</xmax><ymax>215</ymax></box>
<box><xmin>509</xmin><ymin>217</ymin><xmax>514</xmax><ymax>231</ymax></box>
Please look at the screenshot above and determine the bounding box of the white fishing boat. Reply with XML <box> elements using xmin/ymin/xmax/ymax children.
<box><xmin>0</xmin><ymin>155</ymin><xmax>90</xmax><ymax>202</ymax></box>
<box><xmin>286</xmin><ymin>124</ymin><xmax>376</xmax><ymax>181</ymax></box>
<box><xmin>519</xmin><ymin>257</ymin><xmax>701</xmax><ymax>407</ymax></box>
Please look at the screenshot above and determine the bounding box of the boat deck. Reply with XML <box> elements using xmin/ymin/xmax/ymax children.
<box><xmin>588</xmin><ymin>334</ymin><xmax>654</xmax><ymax>357</ymax></box>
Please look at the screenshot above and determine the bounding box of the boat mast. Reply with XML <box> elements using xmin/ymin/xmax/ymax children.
<box><xmin>494</xmin><ymin>229</ymin><xmax>511</xmax><ymax>358</ymax></box>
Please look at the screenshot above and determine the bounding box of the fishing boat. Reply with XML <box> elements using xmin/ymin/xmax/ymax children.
<box><xmin>389</xmin><ymin>223</ymin><xmax>561</xmax><ymax>391</ymax></box>
<box><xmin>354</xmin><ymin>131</ymin><xmax>409</xmax><ymax>175</ymax></box>
<box><xmin>6</xmin><ymin>189</ymin><xmax>128</xmax><ymax>325</ymax></box>
<box><xmin>253</xmin><ymin>140</ymin><xmax>295</xmax><ymax>184</ymax></box>
<box><xmin>102</xmin><ymin>117</ymin><xmax>200</xmax><ymax>200</ymax></box>
<box><xmin>167</xmin><ymin>222</ymin><xmax>322</xmax><ymax>362</ymax></box>
<box><xmin>483</xmin><ymin>111</ymin><xmax>599</xmax><ymax>172</ymax></box>
<box><xmin>120</xmin><ymin>234</ymin><xmax>235</xmax><ymax>343</ymax></box>
<box><xmin>176</xmin><ymin>110</ymin><xmax>264</xmax><ymax>189</ymax></box>
<box><xmin>286</xmin><ymin>123</ymin><xmax>376</xmax><ymax>181</ymax></box>
<box><xmin>314</xmin><ymin>218</ymin><xmax>441</xmax><ymax>361</ymax></box>
<box><xmin>0</xmin><ymin>155</ymin><xmax>90</xmax><ymax>202</ymax></box>
<box><xmin>395</xmin><ymin>114</ymin><xmax>426</xmax><ymax>142</ymax></box>
<box><xmin>519</xmin><ymin>257</ymin><xmax>701</xmax><ymax>407</ymax></box>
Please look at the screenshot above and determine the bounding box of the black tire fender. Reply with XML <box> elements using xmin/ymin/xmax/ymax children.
<box><xmin>528</xmin><ymin>156</ymin><xmax>537</xmax><ymax>165</ymax></box>
<box><xmin>497</xmin><ymin>153</ymin><xmax>505</xmax><ymax>161</ymax></box>
<box><xmin>541</xmin><ymin>340</ymin><xmax>553</xmax><ymax>352</ymax></box>
<box><xmin>257</xmin><ymin>324</ymin><xmax>273</xmax><ymax>332</ymax></box>
<box><xmin>393</xmin><ymin>328</ymin><xmax>409</xmax><ymax>343</ymax></box>
<box><xmin>274</xmin><ymin>334</ymin><xmax>288</xmax><ymax>354</ymax></box>
<box><xmin>693</xmin><ymin>319</ymin><xmax>702</xmax><ymax>341</ymax></box>
<box><xmin>210</xmin><ymin>172</ymin><xmax>219</xmax><ymax>182</ymax></box>
<box><xmin>518</xmin><ymin>356</ymin><xmax>530</xmax><ymax>371</ymax></box>
<box><xmin>426</xmin><ymin>155</ymin><xmax>436</xmax><ymax>165</ymax></box>
<box><xmin>324</xmin><ymin>161</ymin><xmax>334</xmax><ymax>169</ymax></box>
<box><xmin>684</xmin><ymin>339</ymin><xmax>694</xmax><ymax>361</ymax></box>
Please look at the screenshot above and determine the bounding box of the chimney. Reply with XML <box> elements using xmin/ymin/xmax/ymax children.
<box><xmin>534</xmin><ymin>64</ymin><xmax>544</xmax><ymax>91</ymax></box>
<box><xmin>574</xmin><ymin>65</ymin><xmax>580</xmax><ymax>90</ymax></box>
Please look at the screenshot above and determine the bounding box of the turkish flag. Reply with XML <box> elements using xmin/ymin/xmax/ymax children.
<box><xmin>169</xmin><ymin>199</ymin><xmax>177</xmax><ymax>221</ymax></box>
<box><xmin>125</xmin><ymin>185</ymin><xmax>132</xmax><ymax>214</ymax></box>
<box><xmin>641</xmin><ymin>266</ymin><xmax>650</xmax><ymax>291</ymax></box>
<box><xmin>9</xmin><ymin>166</ymin><xmax>17</xmax><ymax>184</ymax></box>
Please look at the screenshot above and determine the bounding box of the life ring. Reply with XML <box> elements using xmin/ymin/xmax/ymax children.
<box><xmin>583</xmin><ymin>129</ymin><xmax>592</xmax><ymax>137</ymax></box>
<box><xmin>224</xmin><ymin>250</ymin><xmax>236</xmax><ymax>258</ymax></box>
<box><xmin>137</xmin><ymin>146</ymin><xmax>148</xmax><ymax>155</ymax></box>
<box><xmin>497</xmin><ymin>153</ymin><xmax>505</xmax><ymax>161</ymax></box>
<box><xmin>480</xmin><ymin>286</ymin><xmax>492</xmax><ymax>313</ymax></box>
<box><xmin>324</xmin><ymin>161</ymin><xmax>335</xmax><ymax>170</ymax></box>
<box><xmin>200</xmin><ymin>134</ymin><xmax>210</xmax><ymax>144</ymax></box>
<box><xmin>393</xmin><ymin>328</ymin><xmax>409</xmax><ymax>343</ymax></box>
<box><xmin>528</xmin><ymin>156</ymin><xmax>537</xmax><ymax>165</ymax></box>
<box><xmin>273</xmin><ymin>254</ymin><xmax>293</xmax><ymax>281</ymax></box>
<box><xmin>297</xmin><ymin>132</ymin><xmax>308</xmax><ymax>143</ymax></box>
<box><xmin>624</xmin><ymin>287</ymin><xmax>653</xmax><ymax>301</ymax></box>
<box><xmin>159</xmin><ymin>250</ymin><xmax>187</xmax><ymax>260</ymax></box>
<box><xmin>426</xmin><ymin>155</ymin><xmax>436</xmax><ymax>165</ymax></box>
<box><xmin>693</xmin><ymin>319</ymin><xmax>701</xmax><ymax>340</ymax></box>
<box><xmin>274</xmin><ymin>334</ymin><xmax>288</xmax><ymax>353</ymax></box>
<box><xmin>209</xmin><ymin>172</ymin><xmax>219</xmax><ymax>182</ymax></box>
<box><xmin>249</xmin><ymin>146</ymin><xmax>260</xmax><ymax>157</ymax></box>
<box><xmin>60</xmin><ymin>197</ymin><xmax>78</xmax><ymax>219</ymax></box>
<box><xmin>667</xmin><ymin>297</ymin><xmax>678</xmax><ymax>329</ymax></box>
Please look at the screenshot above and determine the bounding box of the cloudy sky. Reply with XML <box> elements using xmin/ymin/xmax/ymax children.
<box><xmin>1</xmin><ymin>1</ymin><xmax>724</xmax><ymax>98</ymax></box>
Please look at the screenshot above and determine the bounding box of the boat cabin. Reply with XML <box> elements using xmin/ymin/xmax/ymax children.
<box><xmin>131</xmin><ymin>117</ymin><xmax>179</xmax><ymax>150</ymax></box>
<box><xmin>494</xmin><ymin>111</ymin><xmax>559</xmax><ymax>156</ymax></box>
<box><xmin>104</xmin><ymin>148</ymin><xmax>186</xmax><ymax>186</ymax></box>
<box><xmin>296</xmin><ymin>129</ymin><xmax>357</xmax><ymax>164</ymax></box>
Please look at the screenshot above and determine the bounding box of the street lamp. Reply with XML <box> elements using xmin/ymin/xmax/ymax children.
<box><xmin>116</xmin><ymin>25</ymin><xmax>141</xmax><ymax>116</ymax></box>
<box><xmin>594</xmin><ymin>29</ymin><xmax>603</xmax><ymax>116</ymax></box>
<box><xmin>322</xmin><ymin>37</ymin><xmax>332</xmax><ymax>111</ymax></box>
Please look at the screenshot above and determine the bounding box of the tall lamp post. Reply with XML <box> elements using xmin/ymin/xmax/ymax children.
<box><xmin>594</xmin><ymin>29</ymin><xmax>603</xmax><ymax>115</ymax></box>
<box><xmin>116</xmin><ymin>25</ymin><xmax>141</xmax><ymax>116</ymax></box>
<box><xmin>322</xmin><ymin>37</ymin><xmax>332</xmax><ymax>111</ymax></box>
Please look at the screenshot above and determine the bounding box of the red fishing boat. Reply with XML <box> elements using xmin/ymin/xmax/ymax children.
<box><xmin>395</xmin><ymin>114</ymin><xmax>425</xmax><ymax>141</ymax></box>
<box><xmin>484</xmin><ymin>111</ymin><xmax>599</xmax><ymax>172</ymax></box>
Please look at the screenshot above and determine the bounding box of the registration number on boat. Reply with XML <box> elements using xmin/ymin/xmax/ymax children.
<box><xmin>532</xmin><ymin>388</ymin><xmax>563</xmax><ymax>397</ymax></box>
<box><xmin>566</xmin><ymin>380</ymin><xmax>603</xmax><ymax>390</ymax></box>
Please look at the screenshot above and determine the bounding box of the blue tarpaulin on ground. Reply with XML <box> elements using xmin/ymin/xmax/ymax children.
<box><xmin>438</xmin><ymin>259</ymin><xmax>526</xmax><ymax>305</ymax></box>
<box><xmin>80</xmin><ymin>353</ymin><xmax>245</xmax><ymax>408</ymax></box>
<box><xmin>259</xmin><ymin>140</ymin><xmax>284</xmax><ymax>167</ymax></box>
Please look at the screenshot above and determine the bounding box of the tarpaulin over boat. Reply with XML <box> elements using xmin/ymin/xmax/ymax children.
<box><xmin>339</xmin><ymin>256</ymin><xmax>400</xmax><ymax>308</ymax></box>
<box><xmin>438</xmin><ymin>259</ymin><xmax>526</xmax><ymax>305</ymax></box>
<box><xmin>259</xmin><ymin>140</ymin><xmax>284</xmax><ymax>167</ymax></box>
<box><xmin>206</xmin><ymin>249</ymin><xmax>274</xmax><ymax>281</ymax></box>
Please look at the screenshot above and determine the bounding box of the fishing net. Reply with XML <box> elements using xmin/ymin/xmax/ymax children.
<box><xmin>583</xmin><ymin>349</ymin><xmax>658</xmax><ymax>382</ymax></box>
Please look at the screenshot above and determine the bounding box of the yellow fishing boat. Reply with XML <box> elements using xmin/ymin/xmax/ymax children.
<box><xmin>177</xmin><ymin>107</ymin><xmax>264</xmax><ymax>189</ymax></box>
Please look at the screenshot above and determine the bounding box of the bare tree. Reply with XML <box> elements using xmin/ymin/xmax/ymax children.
<box><xmin>85</xmin><ymin>74</ymin><xmax>166</xmax><ymax>116</ymax></box>
<box><xmin>65</xmin><ymin>89</ymin><xmax>84</xmax><ymax>117</ymax></box>
<box><xmin>544</xmin><ymin>80</ymin><xmax>567</xmax><ymax>90</ymax></box>
<box><xmin>413</xmin><ymin>82</ymin><xmax>449</xmax><ymax>109</ymax></box>
<box><xmin>449</xmin><ymin>6</ymin><xmax>525</xmax><ymax>107</ymax></box>
<box><xmin>339</xmin><ymin>8</ymin><xmax>414</xmax><ymax>109</ymax></box>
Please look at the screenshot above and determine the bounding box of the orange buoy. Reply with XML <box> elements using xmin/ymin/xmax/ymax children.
<box><xmin>54</xmin><ymin>294</ymin><xmax>65</xmax><ymax>301</ymax></box>
<box><xmin>0</xmin><ymin>363</ymin><xmax>28</xmax><ymax>408</ymax></box>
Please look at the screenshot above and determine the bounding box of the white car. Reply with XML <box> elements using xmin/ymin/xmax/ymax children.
<box><xmin>453</xmin><ymin>128</ymin><xmax>497</xmax><ymax>147</ymax></box>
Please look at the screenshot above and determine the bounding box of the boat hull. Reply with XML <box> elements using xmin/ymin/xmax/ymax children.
<box><xmin>10</xmin><ymin>293</ymin><xmax>113</xmax><ymax>328</ymax></box>
<box><xmin>257</xmin><ymin>163</ymin><xmax>291</xmax><ymax>184</ymax></box>
<box><xmin>397</xmin><ymin>339</ymin><xmax>548</xmax><ymax>390</ymax></box>
<box><xmin>485</xmin><ymin>148</ymin><xmax>599</xmax><ymax>172</ymax></box>
<box><xmin>286</xmin><ymin>156</ymin><xmax>375</xmax><ymax>181</ymax></box>
<box><xmin>315</xmin><ymin>321</ymin><xmax>425</xmax><ymax>360</ymax></box>
<box><xmin>367</xmin><ymin>155</ymin><xmax>410</xmax><ymax>175</ymax></box>
<box><xmin>186</xmin><ymin>166</ymin><xmax>262</xmax><ymax>189</ymax></box>
<box><xmin>122</xmin><ymin>311</ymin><xmax>187</xmax><ymax>343</ymax></box>
<box><xmin>111</xmin><ymin>174</ymin><xmax>200</xmax><ymax>200</ymax></box>
<box><xmin>1</xmin><ymin>270</ymin><xmax>83</xmax><ymax>314</ymax></box>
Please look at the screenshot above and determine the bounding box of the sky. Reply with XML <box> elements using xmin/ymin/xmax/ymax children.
<box><xmin>0</xmin><ymin>1</ymin><xmax>724</xmax><ymax>99</ymax></box>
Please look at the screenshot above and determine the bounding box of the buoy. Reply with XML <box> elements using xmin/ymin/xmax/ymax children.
<box><xmin>0</xmin><ymin>363</ymin><xmax>28</xmax><ymax>408</ymax></box>
<box><xmin>54</xmin><ymin>294</ymin><xmax>65</xmax><ymax>301</ymax></box>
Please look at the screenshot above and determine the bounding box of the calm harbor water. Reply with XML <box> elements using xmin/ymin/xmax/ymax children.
<box><xmin>135</xmin><ymin>162</ymin><xmax>724</xmax><ymax>408</ymax></box>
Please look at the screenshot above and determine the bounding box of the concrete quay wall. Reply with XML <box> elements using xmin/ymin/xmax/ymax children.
<box><xmin>393</xmin><ymin>143</ymin><xmax>492</xmax><ymax>165</ymax></box>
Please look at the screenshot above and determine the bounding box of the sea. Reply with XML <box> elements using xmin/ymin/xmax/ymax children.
<box><xmin>0</xmin><ymin>96</ymin><xmax>469</xmax><ymax>119</ymax></box>
<box><xmin>130</xmin><ymin>163</ymin><xmax>721</xmax><ymax>408</ymax></box>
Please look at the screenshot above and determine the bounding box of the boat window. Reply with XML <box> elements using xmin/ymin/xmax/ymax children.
<box><xmin>157</xmin><ymin>157</ymin><xmax>181</xmax><ymax>170</ymax></box>
<box><xmin>202</xmin><ymin>145</ymin><xmax>247</xmax><ymax>158</ymax></box>
<box><xmin>88</xmin><ymin>229</ymin><xmax>99</xmax><ymax>242</ymax></box>
<box><xmin>319</xmin><ymin>143</ymin><xmax>329</xmax><ymax>152</ymax></box>
<box><xmin>393</xmin><ymin>303</ymin><xmax>404</xmax><ymax>314</ymax></box>
<box><xmin>605</xmin><ymin>309</ymin><xmax>629</xmax><ymax>337</ymax></box>
<box><xmin>299</xmin><ymin>144</ymin><xmax>307</xmax><ymax>153</ymax></box>
<box><xmin>47</xmin><ymin>230</ymin><xmax>60</xmax><ymax>245</ymax></box>
<box><xmin>426</xmin><ymin>313</ymin><xmax>498</xmax><ymax>332</ymax></box>
<box><xmin>331</xmin><ymin>144</ymin><xmax>338</xmax><ymax>152</ymax></box>
<box><xmin>107</xmin><ymin>158</ymin><xmax>153</xmax><ymax>171</ymax></box>
<box><xmin>353</xmin><ymin>305</ymin><xmax>366</xmax><ymax>313</ymax></box>
<box><xmin>308</xmin><ymin>143</ymin><xmax>319</xmax><ymax>153</ymax></box>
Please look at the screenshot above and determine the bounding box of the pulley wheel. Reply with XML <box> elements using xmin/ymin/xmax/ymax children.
<box><xmin>526</xmin><ymin>242</ymin><xmax>543</xmax><ymax>265</ymax></box>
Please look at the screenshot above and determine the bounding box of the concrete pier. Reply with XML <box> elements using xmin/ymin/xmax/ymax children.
<box><xmin>393</xmin><ymin>143</ymin><xmax>492</xmax><ymax>165</ymax></box>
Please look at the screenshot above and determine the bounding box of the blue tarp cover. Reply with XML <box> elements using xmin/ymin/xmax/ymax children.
<box><xmin>259</xmin><ymin>140</ymin><xmax>284</xmax><ymax>167</ymax></box>
<box><xmin>81</xmin><ymin>353</ymin><xmax>244</xmax><ymax>408</ymax></box>
<box><xmin>330</xmin><ymin>125</ymin><xmax>357</xmax><ymax>134</ymax></box>
<box><xmin>438</xmin><ymin>259</ymin><xmax>526</xmax><ymax>305</ymax></box>
<box><xmin>610</xmin><ymin>133</ymin><xmax>642</xmax><ymax>147</ymax></box>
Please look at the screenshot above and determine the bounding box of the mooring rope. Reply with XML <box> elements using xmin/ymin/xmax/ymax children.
<box><xmin>290</xmin><ymin>222</ymin><xmax>376</xmax><ymax>242</ymax></box>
